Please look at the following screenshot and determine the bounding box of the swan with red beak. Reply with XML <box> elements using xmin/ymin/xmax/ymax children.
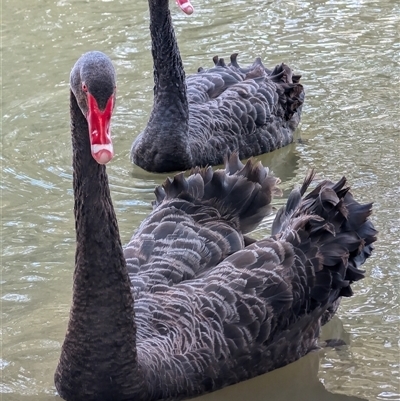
<box><xmin>70</xmin><ymin>51</ymin><xmax>116</xmax><ymax>164</ymax></box>
<box><xmin>86</xmin><ymin>88</ymin><xmax>114</xmax><ymax>164</ymax></box>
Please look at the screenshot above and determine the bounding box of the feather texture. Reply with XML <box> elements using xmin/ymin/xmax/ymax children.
<box><xmin>56</xmin><ymin>52</ymin><xmax>377</xmax><ymax>401</ymax></box>
<box><xmin>124</xmin><ymin>159</ymin><xmax>377</xmax><ymax>400</ymax></box>
<box><xmin>130</xmin><ymin>0</ymin><xmax>304</xmax><ymax>172</ymax></box>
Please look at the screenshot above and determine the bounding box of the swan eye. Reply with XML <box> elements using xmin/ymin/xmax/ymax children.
<box><xmin>82</xmin><ymin>83</ymin><xmax>88</xmax><ymax>92</ymax></box>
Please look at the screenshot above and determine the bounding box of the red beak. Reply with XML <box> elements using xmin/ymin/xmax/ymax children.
<box><xmin>175</xmin><ymin>0</ymin><xmax>194</xmax><ymax>15</ymax></box>
<box><xmin>87</xmin><ymin>93</ymin><xmax>115</xmax><ymax>164</ymax></box>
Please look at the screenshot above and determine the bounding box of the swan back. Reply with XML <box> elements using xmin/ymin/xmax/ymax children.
<box><xmin>124</xmin><ymin>154</ymin><xmax>280</xmax><ymax>296</ymax></box>
<box><xmin>122</xmin><ymin>164</ymin><xmax>376</xmax><ymax>399</ymax></box>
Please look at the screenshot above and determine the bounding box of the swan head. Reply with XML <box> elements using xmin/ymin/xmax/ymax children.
<box><xmin>70</xmin><ymin>51</ymin><xmax>116</xmax><ymax>164</ymax></box>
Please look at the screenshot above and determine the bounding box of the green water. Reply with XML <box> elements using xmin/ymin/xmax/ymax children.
<box><xmin>1</xmin><ymin>0</ymin><xmax>399</xmax><ymax>400</ymax></box>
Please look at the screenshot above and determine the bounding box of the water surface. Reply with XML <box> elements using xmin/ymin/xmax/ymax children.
<box><xmin>1</xmin><ymin>0</ymin><xmax>399</xmax><ymax>400</ymax></box>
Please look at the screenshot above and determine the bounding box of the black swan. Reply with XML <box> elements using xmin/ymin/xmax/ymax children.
<box><xmin>55</xmin><ymin>51</ymin><xmax>377</xmax><ymax>401</ymax></box>
<box><xmin>130</xmin><ymin>0</ymin><xmax>305</xmax><ymax>173</ymax></box>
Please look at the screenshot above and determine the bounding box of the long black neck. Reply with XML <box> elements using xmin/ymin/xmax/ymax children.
<box><xmin>147</xmin><ymin>0</ymin><xmax>189</xmax><ymax>125</ymax></box>
<box><xmin>55</xmin><ymin>92</ymin><xmax>147</xmax><ymax>401</ymax></box>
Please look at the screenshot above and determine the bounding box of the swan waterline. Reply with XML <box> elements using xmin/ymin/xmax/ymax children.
<box><xmin>55</xmin><ymin>51</ymin><xmax>377</xmax><ymax>401</ymax></box>
<box><xmin>130</xmin><ymin>0</ymin><xmax>305</xmax><ymax>173</ymax></box>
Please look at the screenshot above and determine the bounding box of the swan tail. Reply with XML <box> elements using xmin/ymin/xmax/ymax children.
<box><xmin>153</xmin><ymin>153</ymin><xmax>280</xmax><ymax>234</ymax></box>
<box><xmin>273</xmin><ymin>172</ymin><xmax>377</xmax><ymax>314</ymax></box>
<box><xmin>269</xmin><ymin>63</ymin><xmax>305</xmax><ymax>122</ymax></box>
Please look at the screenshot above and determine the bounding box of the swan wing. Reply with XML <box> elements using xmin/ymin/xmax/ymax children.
<box><xmin>124</xmin><ymin>154</ymin><xmax>279</xmax><ymax>296</ymax></box>
<box><xmin>185</xmin><ymin>55</ymin><xmax>304</xmax><ymax>164</ymax></box>
<box><xmin>133</xmin><ymin>172</ymin><xmax>376</xmax><ymax>398</ymax></box>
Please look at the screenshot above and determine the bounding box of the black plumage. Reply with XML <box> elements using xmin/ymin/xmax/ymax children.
<box><xmin>55</xmin><ymin>51</ymin><xmax>377</xmax><ymax>401</ymax></box>
<box><xmin>130</xmin><ymin>0</ymin><xmax>305</xmax><ymax>173</ymax></box>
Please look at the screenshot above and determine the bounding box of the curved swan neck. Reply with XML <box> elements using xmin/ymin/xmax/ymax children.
<box><xmin>129</xmin><ymin>0</ymin><xmax>192</xmax><ymax>172</ymax></box>
<box><xmin>55</xmin><ymin>92</ymin><xmax>147</xmax><ymax>401</ymax></box>
<box><xmin>148</xmin><ymin>0</ymin><xmax>188</xmax><ymax>116</ymax></box>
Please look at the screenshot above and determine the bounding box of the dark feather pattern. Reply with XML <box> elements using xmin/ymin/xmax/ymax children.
<box><xmin>128</xmin><ymin>166</ymin><xmax>377</xmax><ymax>399</ymax></box>
<box><xmin>130</xmin><ymin>0</ymin><xmax>305</xmax><ymax>172</ymax></box>
<box><xmin>56</xmin><ymin>52</ymin><xmax>377</xmax><ymax>401</ymax></box>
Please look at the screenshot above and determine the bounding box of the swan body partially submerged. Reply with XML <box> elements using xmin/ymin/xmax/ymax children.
<box><xmin>55</xmin><ymin>51</ymin><xmax>377</xmax><ymax>401</ymax></box>
<box><xmin>130</xmin><ymin>0</ymin><xmax>305</xmax><ymax>172</ymax></box>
